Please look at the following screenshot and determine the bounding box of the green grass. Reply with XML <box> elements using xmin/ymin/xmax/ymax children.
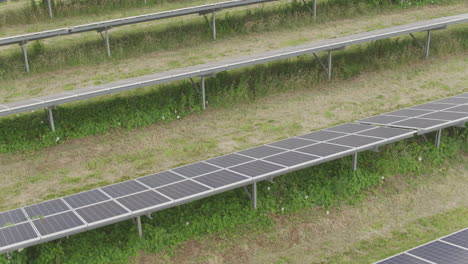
<box><xmin>325</xmin><ymin>207</ymin><xmax>468</xmax><ymax>263</ymax></box>
<box><xmin>0</xmin><ymin>119</ymin><xmax>466</xmax><ymax>263</ymax></box>
<box><xmin>0</xmin><ymin>27</ymin><xmax>466</xmax><ymax>153</ymax></box>
<box><xmin>0</xmin><ymin>0</ymin><xmax>461</xmax><ymax>79</ymax></box>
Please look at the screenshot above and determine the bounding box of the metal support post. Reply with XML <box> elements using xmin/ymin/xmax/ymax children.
<box><xmin>46</xmin><ymin>0</ymin><xmax>53</xmax><ymax>18</ymax></box>
<box><xmin>352</xmin><ymin>153</ymin><xmax>358</xmax><ymax>171</ymax></box>
<box><xmin>201</xmin><ymin>76</ymin><xmax>206</xmax><ymax>110</ymax></box>
<box><xmin>136</xmin><ymin>216</ymin><xmax>142</xmax><ymax>237</ymax></box>
<box><xmin>435</xmin><ymin>129</ymin><xmax>442</xmax><ymax>148</ymax></box>
<box><xmin>146</xmin><ymin>212</ymin><xmax>153</xmax><ymax>219</ymax></box>
<box><xmin>144</xmin><ymin>0</ymin><xmax>147</xmax><ymax>4</ymax></box>
<box><xmin>46</xmin><ymin>106</ymin><xmax>56</xmax><ymax>132</ymax></box>
<box><xmin>327</xmin><ymin>50</ymin><xmax>332</xmax><ymax>81</ymax></box>
<box><xmin>105</xmin><ymin>29</ymin><xmax>111</xmax><ymax>57</ymax></box>
<box><xmin>211</xmin><ymin>11</ymin><xmax>216</xmax><ymax>40</ymax></box>
<box><xmin>425</xmin><ymin>30</ymin><xmax>431</xmax><ymax>59</ymax></box>
<box><xmin>252</xmin><ymin>182</ymin><xmax>257</xmax><ymax>209</ymax></box>
<box><xmin>20</xmin><ymin>42</ymin><xmax>30</xmax><ymax>73</ymax></box>
<box><xmin>313</xmin><ymin>0</ymin><xmax>317</xmax><ymax>20</ymax></box>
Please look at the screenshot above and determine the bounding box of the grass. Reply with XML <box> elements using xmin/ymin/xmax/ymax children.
<box><xmin>0</xmin><ymin>120</ymin><xmax>466</xmax><ymax>263</ymax></box>
<box><xmin>0</xmin><ymin>0</ymin><xmax>462</xmax><ymax>79</ymax></box>
<box><xmin>0</xmin><ymin>27</ymin><xmax>466</xmax><ymax>153</ymax></box>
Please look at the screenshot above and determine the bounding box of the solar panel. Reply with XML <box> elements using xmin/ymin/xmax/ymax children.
<box><xmin>0</xmin><ymin>223</ymin><xmax>38</xmax><ymax>249</ymax></box>
<box><xmin>155</xmin><ymin>180</ymin><xmax>211</xmax><ymax>200</ymax></box>
<box><xmin>454</xmin><ymin>93</ymin><xmax>468</xmax><ymax>98</ymax></box>
<box><xmin>385</xmin><ymin>109</ymin><xmax>432</xmax><ymax>117</ymax></box>
<box><xmin>433</xmin><ymin>97</ymin><xmax>468</xmax><ymax>104</ymax></box>
<box><xmin>63</xmin><ymin>189</ymin><xmax>110</xmax><ymax>209</ymax></box>
<box><xmin>0</xmin><ymin>209</ymin><xmax>28</xmax><ymax>227</ymax></box>
<box><xmin>408</xmin><ymin>241</ymin><xmax>468</xmax><ymax>264</ymax></box>
<box><xmin>137</xmin><ymin>171</ymin><xmax>185</xmax><ymax>188</ymax></box>
<box><xmin>172</xmin><ymin>162</ymin><xmax>219</xmax><ymax>178</ymax></box>
<box><xmin>358</xmin><ymin>115</ymin><xmax>408</xmax><ymax>125</ymax></box>
<box><xmin>296</xmin><ymin>143</ymin><xmax>353</xmax><ymax>157</ymax></box>
<box><xmin>193</xmin><ymin>170</ymin><xmax>249</xmax><ymax>189</ymax></box>
<box><xmin>263</xmin><ymin>151</ymin><xmax>320</xmax><ymax>167</ymax></box>
<box><xmin>267</xmin><ymin>138</ymin><xmax>317</xmax><ymax>150</ymax></box>
<box><xmin>390</xmin><ymin>118</ymin><xmax>447</xmax><ymax>129</ymax></box>
<box><xmin>76</xmin><ymin>201</ymin><xmax>129</xmax><ymax>225</ymax></box>
<box><xmin>100</xmin><ymin>180</ymin><xmax>148</xmax><ymax>198</ymax></box>
<box><xmin>237</xmin><ymin>145</ymin><xmax>286</xmax><ymax>159</ymax></box>
<box><xmin>205</xmin><ymin>154</ymin><xmax>254</xmax><ymax>168</ymax></box>
<box><xmin>326</xmin><ymin>123</ymin><xmax>373</xmax><ymax>133</ymax></box>
<box><xmin>357</xmin><ymin>127</ymin><xmax>414</xmax><ymax>139</ymax></box>
<box><xmin>327</xmin><ymin>135</ymin><xmax>382</xmax><ymax>148</ymax></box>
<box><xmin>442</xmin><ymin>229</ymin><xmax>468</xmax><ymax>249</ymax></box>
<box><xmin>446</xmin><ymin>105</ymin><xmax>468</xmax><ymax>113</ymax></box>
<box><xmin>24</xmin><ymin>199</ymin><xmax>70</xmax><ymax>219</ymax></box>
<box><xmin>376</xmin><ymin>253</ymin><xmax>428</xmax><ymax>264</ymax></box>
<box><xmin>298</xmin><ymin>130</ymin><xmax>347</xmax><ymax>141</ymax></box>
<box><xmin>419</xmin><ymin>111</ymin><xmax>467</xmax><ymax>121</ymax></box>
<box><xmin>229</xmin><ymin>160</ymin><xmax>285</xmax><ymax>177</ymax></box>
<box><xmin>409</xmin><ymin>103</ymin><xmax>454</xmax><ymax>111</ymax></box>
<box><xmin>32</xmin><ymin>211</ymin><xmax>85</xmax><ymax>237</ymax></box>
<box><xmin>117</xmin><ymin>190</ymin><xmax>171</xmax><ymax>212</ymax></box>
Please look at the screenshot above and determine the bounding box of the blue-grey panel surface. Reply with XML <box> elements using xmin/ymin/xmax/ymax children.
<box><xmin>385</xmin><ymin>109</ymin><xmax>432</xmax><ymax>117</ymax></box>
<box><xmin>267</xmin><ymin>138</ymin><xmax>317</xmax><ymax>150</ymax></box>
<box><xmin>76</xmin><ymin>201</ymin><xmax>129</xmax><ymax>224</ymax></box>
<box><xmin>376</xmin><ymin>253</ymin><xmax>429</xmax><ymax>264</ymax></box>
<box><xmin>391</xmin><ymin>118</ymin><xmax>446</xmax><ymax>129</ymax></box>
<box><xmin>357</xmin><ymin>127</ymin><xmax>414</xmax><ymax>139</ymax></box>
<box><xmin>33</xmin><ymin>211</ymin><xmax>85</xmax><ymax>236</ymax></box>
<box><xmin>409</xmin><ymin>103</ymin><xmax>454</xmax><ymax>111</ymax></box>
<box><xmin>419</xmin><ymin>111</ymin><xmax>467</xmax><ymax>121</ymax></box>
<box><xmin>0</xmin><ymin>223</ymin><xmax>38</xmax><ymax>248</ymax></box>
<box><xmin>298</xmin><ymin>130</ymin><xmax>347</xmax><ymax>141</ymax></box>
<box><xmin>0</xmin><ymin>209</ymin><xmax>27</xmax><ymax>227</ymax></box>
<box><xmin>264</xmin><ymin>151</ymin><xmax>320</xmax><ymax>167</ymax></box>
<box><xmin>101</xmin><ymin>180</ymin><xmax>148</xmax><ymax>198</ymax></box>
<box><xmin>137</xmin><ymin>171</ymin><xmax>185</xmax><ymax>188</ymax></box>
<box><xmin>446</xmin><ymin>105</ymin><xmax>468</xmax><ymax>113</ymax></box>
<box><xmin>193</xmin><ymin>170</ymin><xmax>249</xmax><ymax>189</ymax></box>
<box><xmin>326</xmin><ymin>123</ymin><xmax>372</xmax><ymax>133</ymax></box>
<box><xmin>296</xmin><ymin>143</ymin><xmax>352</xmax><ymax>157</ymax></box>
<box><xmin>408</xmin><ymin>241</ymin><xmax>468</xmax><ymax>264</ymax></box>
<box><xmin>229</xmin><ymin>160</ymin><xmax>284</xmax><ymax>177</ymax></box>
<box><xmin>156</xmin><ymin>180</ymin><xmax>210</xmax><ymax>200</ymax></box>
<box><xmin>359</xmin><ymin>115</ymin><xmax>408</xmax><ymax>125</ymax></box>
<box><xmin>63</xmin><ymin>189</ymin><xmax>110</xmax><ymax>209</ymax></box>
<box><xmin>441</xmin><ymin>229</ymin><xmax>468</xmax><ymax>249</ymax></box>
<box><xmin>117</xmin><ymin>190</ymin><xmax>171</xmax><ymax>211</ymax></box>
<box><xmin>237</xmin><ymin>145</ymin><xmax>286</xmax><ymax>159</ymax></box>
<box><xmin>433</xmin><ymin>97</ymin><xmax>468</xmax><ymax>105</ymax></box>
<box><xmin>24</xmin><ymin>199</ymin><xmax>69</xmax><ymax>218</ymax></box>
<box><xmin>172</xmin><ymin>162</ymin><xmax>219</xmax><ymax>178</ymax></box>
<box><xmin>205</xmin><ymin>154</ymin><xmax>253</xmax><ymax>168</ymax></box>
<box><xmin>327</xmin><ymin>135</ymin><xmax>382</xmax><ymax>148</ymax></box>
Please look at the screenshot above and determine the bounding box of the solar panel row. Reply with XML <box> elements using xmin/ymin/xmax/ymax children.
<box><xmin>376</xmin><ymin>228</ymin><xmax>468</xmax><ymax>264</ymax></box>
<box><xmin>0</xmin><ymin>93</ymin><xmax>466</xmax><ymax>254</ymax></box>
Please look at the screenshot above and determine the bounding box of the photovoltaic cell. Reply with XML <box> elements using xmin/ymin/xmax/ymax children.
<box><xmin>296</xmin><ymin>143</ymin><xmax>352</xmax><ymax>157</ymax></box>
<box><xmin>0</xmin><ymin>223</ymin><xmax>38</xmax><ymax>248</ymax></box>
<box><xmin>327</xmin><ymin>135</ymin><xmax>382</xmax><ymax>148</ymax></box>
<box><xmin>137</xmin><ymin>171</ymin><xmax>185</xmax><ymax>188</ymax></box>
<box><xmin>376</xmin><ymin>253</ymin><xmax>428</xmax><ymax>264</ymax></box>
<box><xmin>0</xmin><ymin>209</ymin><xmax>27</xmax><ymax>227</ymax></box>
<box><xmin>63</xmin><ymin>189</ymin><xmax>110</xmax><ymax>209</ymax></box>
<box><xmin>117</xmin><ymin>190</ymin><xmax>171</xmax><ymax>212</ymax></box>
<box><xmin>193</xmin><ymin>170</ymin><xmax>249</xmax><ymax>189</ymax></box>
<box><xmin>156</xmin><ymin>180</ymin><xmax>210</xmax><ymax>200</ymax></box>
<box><xmin>433</xmin><ymin>97</ymin><xmax>468</xmax><ymax>105</ymax></box>
<box><xmin>357</xmin><ymin>127</ymin><xmax>414</xmax><ymax>139</ymax></box>
<box><xmin>24</xmin><ymin>199</ymin><xmax>69</xmax><ymax>219</ymax></box>
<box><xmin>237</xmin><ymin>145</ymin><xmax>286</xmax><ymax>159</ymax></box>
<box><xmin>172</xmin><ymin>162</ymin><xmax>219</xmax><ymax>178</ymax></box>
<box><xmin>391</xmin><ymin>118</ymin><xmax>446</xmax><ymax>129</ymax></box>
<box><xmin>454</xmin><ymin>93</ymin><xmax>468</xmax><ymax>98</ymax></box>
<box><xmin>408</xmin><ymin>241</ymin><xmax>468</xmax><ymax>264</ymax></box>
<box><xmin>205</xmin><ymin>154</ymin><xmax>253</xmax><ymax>168</ymax></box>
<box><xmin>359</xmin><ymin>115</ymin><xmax>407</xmax><ymax>125</ymax></box>
<box><xmin>298</xmin><ymin>130</ymin><xmax>347</xmax><ymax>141</ymax></box>
<box><xmin>229</xmin><ymin>160</ymin><xmax>284</xmax><ymax>177</ymax></box>
<box><xmin>385</xmin><ymin>109</ymin><xmax>432</xmax><ymax>117</ymax></box>
<box><xmin>326</xmin><ymin>123</ymin><xmax>373</xmax><ymax>134</ymax></box>
<box><xmin>33</xmin><ymin>211</ymin><xmax>85</xmax><ymax>236</ymax></box>
<box><xmin>446</xmin><ymin>105</ymin><xmax>468</xmax><ymax>113</ymax></box>
<box><xmin>76</xmin><ymin>200</ymin><xmax>129</xmax><ymax>224</ymax></box>
<box><xmin>409</xmin><ymin>103</ymin><xmax>453</xmax><ymax>111</ymax></box>
<box><xmin>267</xmin><ymin>138</ymin><xmax>317</xmax><ymax>150</ymax></box>
<box><xmin>441</xmin><ymin>229</ymin><xmax>468</xmax><ymax>249</ymax></box>
<box><xmin>101</xmin><ymin>180</ymin><xmax>148</xmax><ymax>198</ymax></box>
<box><xmin>419</xmin><ymin>111</ymin><xmax>467</xmax><ymax>121</ymax></box>
<box><xmin>264</xmin><ymin>151</ymin><xmax>320</xmax><ymax>167</ymax></box>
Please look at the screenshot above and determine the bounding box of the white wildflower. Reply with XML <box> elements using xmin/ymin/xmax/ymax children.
<box><xmin>418</xmin><ymin>156</ymin><xmax>422</xmax><ymax>162</ymax></box>
<box><xmin>55</xmin><ymin>137</ymin><xmax>60</xmax><ymax>142</ymax></box>
<box><xmin>305</xmin><ymin>195</ymin><xmax>308</xmax><ymax>199</ymax></box>
<box><xmin>326</xmin><ymin>210</ymin><xmax>330</xmax><ymax>215</ymax></box>
<box><xmin>281</xmin><ymin>207</ymin><xmax>284</xmax><ymax>212</ymax></box>
<box><xmin>267</xmin><ymin>187</ymin><xmax>271</xmax><ymax>191</ymax></box>
<box><xmin>177</xmin><ymin>115</ymin><xmax>180</xmax><ymax>119</ymax></box>
<box><xmin>185</xmin><ymin>221</ymin><xmax>189</xmax><ymax>226</ymax></box>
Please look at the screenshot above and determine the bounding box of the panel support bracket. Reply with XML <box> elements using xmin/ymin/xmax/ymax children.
<box><xmin>46</xmin><ymin>0</ymin><xmax>53</xmax><ymax>18</ymax></box>
<box><xmin>20</xmin><ymin>41</ymin><xmax>30</xmax><ymax>73</ymax></box>
<box><xmin>46</xmin><ymin>106</ymin><xmax>56</xmax><ymax>132</ymax></box>
<box><xmin>98</xmin><ymin>27</ymin><xmax>112</xmax><ymax>57</ymax></box>
<box><xmin>435</xmin><ymin>129</ymin><xmax>442</xmax><ymax>148</ymax></box>
<box><xmin>352</xmin><ymin>152</ymin><xmax>358</xmax><ymax>171</ymax></box>
<box><xmin>243</xmin><ymin>182</ymin><xmax>257</xmax><ymax>209</ymax></box>
<box><xmin>267</xmin><ymin>177</ymin><xmax>274</xmax><ymax>183</ymax></box>
<box><xmin>189</xmin><ymin>78</ymin><xmax>201</xmax><ymax>94</ymax></box>
<box><xmin>301</xmin><ymin>0</ymin><xmax>317</xmax><ymax>19</ymax></box>
<box><xmin>409</xmin><ymin>31</ymin><xmax>431</xmax><ymax>59</ymax></box>
<box><xmin>201</xmin><ymin>76</ymin><xmax>206</xmax><ymax>110</ymax></box>
<box><xmin>201</xmin><ymin>9</ymin><xmax>220</xmax><ymax>40</ymax></box>
<box><xmin>146</xmin><ymin>212</ymin><xmax>153</xmax><ymax>219</ymax></box>
<box><xmin>136</xmin><ymin>216</ymin><xmax>143</xmax><ymax>237</ymax></box>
